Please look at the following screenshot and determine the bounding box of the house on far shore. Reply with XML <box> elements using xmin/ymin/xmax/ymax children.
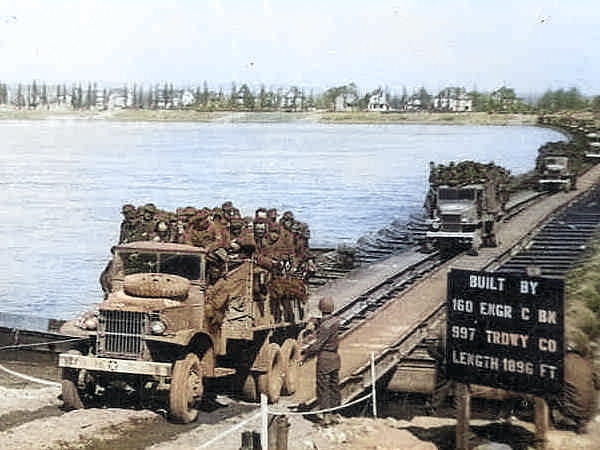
<box><xmin>433</xmin><ymin>88</ymin><xmax>472</xmax><ymax>112</ymax></box>
<box><xmin>368</xmin><ymin>89</ymin><xmax>390</xmax><ymax>112</ymax></box>
<box><xmin>334</xmin><ymin>93</ymin><xmax>357</xmax><ymax>112</ymax></box>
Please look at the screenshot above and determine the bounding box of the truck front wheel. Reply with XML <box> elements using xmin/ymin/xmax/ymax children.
<box><xmin>61</xmin><ymin>349</ymin><xmax>85</xmax><ymax>410</ymax></box>
<box><xmin>61</xmin><ymin>368</ymin><xmax>85</xmax><ymax>410</ymax></box>
<box><xmin>170</xmin><ymin>353</ymin><xmax>204</xmax><ymax>423</ymax></box>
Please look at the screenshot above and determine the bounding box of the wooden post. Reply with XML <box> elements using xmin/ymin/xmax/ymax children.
<box><xmin>261</xmin><ymin>393</ymin><xmax>268</xmax><ymax>450</ymax></box>
<box><xmin>371</xmin><ymin>352</ymin><xmax>377</xmax><ymax>418</ymax></box>
<box><xmin>455</xmin><ymin>383</ymin><xmax>471</xmax><ymax>450</ymax></box>
<box><xmin>534</xmin><ymin>397</ymin><xmax>549</xmax><ymax>450</ymax></box>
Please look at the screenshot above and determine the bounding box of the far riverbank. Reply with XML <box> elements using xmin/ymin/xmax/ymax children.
<box><xmin>0</xmin><ymin>107</ymin><xmax>540</xmax><ymax>126</ymax></box>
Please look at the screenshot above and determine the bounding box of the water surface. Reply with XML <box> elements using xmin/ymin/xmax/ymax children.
<box><xmin>0</xmin><ymin>120</ymin><xmax>565</xmax><ymax>318</ymax></box>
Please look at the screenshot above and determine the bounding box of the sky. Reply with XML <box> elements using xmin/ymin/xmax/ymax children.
<box><xmin>0</xmin><ymin>0</ymin><xmax>599</xmax><ymax>97</ymax></box>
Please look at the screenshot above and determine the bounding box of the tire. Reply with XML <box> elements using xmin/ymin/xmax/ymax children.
<box><xmin>170</xmin><ymin>353</ymin><xmax>204</xmax><ymax>423</ymax></box>
<box><xmin>280</xmin><ymin>339</ymin><xmax>299</xmax><ymax>395</ymax></box>
<box><xmin>242</xmin><ymin>374</ymin><xmax>259</xmax><ymax>402</ymax></box>
<box><xmin>124</xmin><ymin>273</ymin><xmax>190</xmax><ymax>299</ymax></box>
<box><xmin>61</xmin><ymin>368</ymin><xmax>85</xmax><ymax>410</ymax></box>
<box><xmin>257</xmin><ymin>343</ymin><xmax>283</xmax><ymax>404</ymax></box>
<box><xmin>61</xmin><ymin>350</ymin><xmax>85</xmax><ymax>410</ymax></box>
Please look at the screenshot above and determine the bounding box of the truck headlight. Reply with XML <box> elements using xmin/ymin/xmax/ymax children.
<box><xmin>83</xmin><ymin>316</ymin><xmax>98</xmax><ymax>330</ymax></box>
<box><xmin>431</xmin><ymin>219</ymin><xmax>441</xmax><ymax>231</ymax></box>
<box><xmin>149</xmin><ymin>320</ymin><xmax>167</xmax><ymax>335</ymax></box>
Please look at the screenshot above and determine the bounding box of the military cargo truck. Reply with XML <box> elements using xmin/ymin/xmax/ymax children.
<box><xmin>424</xmin><ymin>161</ymin><xmax>511</xmax><ymax>255</ymax></box>
<box><xmin>59</xmin><ymin>203</ymin><xmax>312</xmax><ymax>423</ymax></box>
<box><xmin>537</xmin><ymin>155</ymin><xmax>576</xmax><ymax>192</ymax></box>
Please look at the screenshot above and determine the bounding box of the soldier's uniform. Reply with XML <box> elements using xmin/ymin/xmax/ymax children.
<box><xmin>139</xmin><ymin>203</ymin><xmax>158</xmax><ymax>240</ymax></box>
<box><xmin>302</xmin><ymin>296</ymin><xmax>341</xmax><ymax>426</ymax></box>
<box><xmin>119</xmin><ymin>204</ymin><xmax>138</xmax><ymax>243</ymax></box>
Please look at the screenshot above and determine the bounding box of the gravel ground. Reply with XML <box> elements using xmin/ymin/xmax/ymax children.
<box><xmin>0</xmin><ymin>380</ymin><xmax>599</xmax><ymax>450</ymax></box>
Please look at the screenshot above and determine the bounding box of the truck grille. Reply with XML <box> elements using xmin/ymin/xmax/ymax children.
<box><xmin>97</xmin><ymin>310</ymin><xmax>146</xmax><ymax>359</ymax></box>
<box><xmin>440</xmin><ymin>214</ymin><xmax>461</xmax><ymax>232</ymax></box>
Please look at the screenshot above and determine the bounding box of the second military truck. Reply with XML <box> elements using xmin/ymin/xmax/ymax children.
<box><xmin>424</xmin><ymin>161</ymin><xmax>511</xmax><ymax>255</ymax></box>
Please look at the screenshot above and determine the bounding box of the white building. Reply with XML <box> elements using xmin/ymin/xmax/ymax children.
<box><xmin>368</xmin><ymin>90</ymin><xmax>390</xmax><ymax>111</ymax></box>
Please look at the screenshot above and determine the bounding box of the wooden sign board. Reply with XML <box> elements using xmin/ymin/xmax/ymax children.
<box><xmin>446</xmin><ymin>269</ymin><xmax>564</xmax><ymax>395</ymax></box>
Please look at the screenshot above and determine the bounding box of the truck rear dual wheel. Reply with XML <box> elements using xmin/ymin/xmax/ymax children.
<box><xmin>258</xmin><ymin>343</ymin><xmax>283</xmax><ymax>404</ymax></box>
<box><xmin>280</xmin><ymin>339</ymin><xmax>299</xmax><ymax>395</ymax></box>
<box><xmin>170</xmin><ymin>353</ymin><xmax>204</xmax><ymax>423</ymax></box>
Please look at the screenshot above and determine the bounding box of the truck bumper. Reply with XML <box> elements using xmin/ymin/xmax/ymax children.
<box><xmin>539</xmin><ymin>179</ymin><xmax>569</xmax><ymax>184</ymax></box>
<box><xmin>426</xmin><ymin>231</ymin><xmax>475</xmax><ymax>239</ymax></box>
<box><xmin>58</xmin><ymin>353</ymin><xmax>172</xmax><ymax>377</ymax></box>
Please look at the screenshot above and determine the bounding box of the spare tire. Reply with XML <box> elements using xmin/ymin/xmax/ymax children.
<box><xmin>123</xmin><ymin>273</ymin><xmax>190</xmax><ymax>299</ymax></box>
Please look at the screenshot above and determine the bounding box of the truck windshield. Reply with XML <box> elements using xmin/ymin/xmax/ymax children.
<box><xmin>438</xmin><ymin>188</ymin><xmax>476</xmax><ymax>201</ymax></box>
<box><xmin>545</xmin><ymin>157</ymin><xmax>567</xmax><ymax>167</ymax></box>
<box><xmin>121</xmin><ymin>251</ymin><xmax>203</xmax><ymax>281</ymax></box>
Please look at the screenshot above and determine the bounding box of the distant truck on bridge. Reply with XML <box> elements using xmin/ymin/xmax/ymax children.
<box><xmin>423</xmin><ymin>161</ymin><xmax>511</xmax><ymax>255</ymax></box>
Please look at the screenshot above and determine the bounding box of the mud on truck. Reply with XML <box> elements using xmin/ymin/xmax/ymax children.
<box><xmin>59</xmin><ymin>203</ymin><xmax>313</xmax><ymax>423</ymax></box>
<box><xmin>423</xmin><ymin>161</ymin><xmax>511</xmax><ymax>256</ymax></box>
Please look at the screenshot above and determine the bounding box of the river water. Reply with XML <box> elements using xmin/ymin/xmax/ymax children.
<box><xmin>0</xmin><ymin>119</ymin><xmax>564</xmax><ymax>319</ymax></box>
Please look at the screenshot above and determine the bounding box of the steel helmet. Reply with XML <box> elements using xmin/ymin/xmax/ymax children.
<box><xmin>318</xmin><ymin>296</ymin><xmax>335</xmax><ymax>314</ymax></box>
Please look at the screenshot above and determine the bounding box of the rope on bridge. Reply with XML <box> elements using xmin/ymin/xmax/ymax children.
<box><xmin>196</xmin><ymin>352</ymin><xmax>379</xmax><ymax>450</ymax></box>
<box><xmin>0</xmin><ymin>337</ymin><xmax>86</xmax><ymax>387</ymax></box>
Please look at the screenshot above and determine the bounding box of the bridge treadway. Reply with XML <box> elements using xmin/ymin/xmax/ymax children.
<box><xmin>284</xmin><ymin>163</ymin><xmax>600</xmax><ymax>410</ymax></box>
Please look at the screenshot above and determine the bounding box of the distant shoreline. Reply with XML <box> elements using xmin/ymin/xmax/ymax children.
<box><xmin>0</xmin><ymin>108</ymin><xmax>540</xmax><ymax>126</ymax></box>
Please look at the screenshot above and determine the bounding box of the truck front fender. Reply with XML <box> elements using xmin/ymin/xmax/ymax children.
<box><xmin>145</xmin><ymin>330</ymin><xmax>216</xmax><ymax>376</ymax></box>
<box><xmin>145</xmin><ymin>329</ymin><xmax>210</xmax><ymax>348</ymax></box>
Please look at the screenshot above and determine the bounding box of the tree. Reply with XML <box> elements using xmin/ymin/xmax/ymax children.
<box><xmin>417</xmin><ymin>87</ymin><xmax>431</xmax><ymax>110</ymax></box>
<box><xmin>537</xmin><ymin>88</ymin><xmax>586</xmax><ymax>112</ymax></box>
<box><xmin>229</xmin><ymin>82</ymin><xmax>238</xmax><ymax>109</ymax></box>
<box><xmin>30</xmin><ymin>80</ymin><xmax>39</xmax><ymax>108</ymax></box>
<box><xmin>137</xmin><ymin>84</ymin><xmax>145</xmax><ymax>109</ymax></box>
<box><xmin>238</xmin><ymin>83</ymin><xmax>255</xmax><ymax>110</ymax></box>
<box><xmin>0</xmin><ymin>83</ymin><xmax>7</xmax><ymax>104</ymax></box>
<box><xmin>71</xmin><ymin>83</ymin><xmax>82</xmax><ymax>109</ymax></box>
<box><xmin>15</xmin><ymin>83</ymin><xmax>24</xmax><ymax>108</ymax></box>
<box><xmin>319</xmin><ymin>83</ymin><xmax>359</xmax><ymax>111</ymax></box>
<box><xmin>202</xmin><ymin>81</ymin><xmax>209</xmax><ymax>108</ymax></box>
<box><xmin>85</xmin><ymin>82</ymin><xmax>93</xmax><ymax>109</ymax></box>
<box><xmin>257</xmin><ymin>84</ymin><xmax>267</xmax><ymax>110</ymax></box>
<box><xmin>468</xmin><ymin>90</ymin><xmax>490</xmax><ymax>112</ymax></box>
<box><xmin>131</xmin><ymin>83</ymin><xmax>137</xmax><ymax>109</ymax></box>
<box><xmin>40</xmin><ymin>83</ymin><xmax>48</xmax><ymax>108</ymax></box>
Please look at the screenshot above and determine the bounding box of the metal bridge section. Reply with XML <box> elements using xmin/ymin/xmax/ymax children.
<box><xmin>287</xmin><ymin>166</ymin><xmax>600</xmax><ymax>411</ymax></box>
<box><xmin>496</xmin><ymin>184</ymin><xmax>600</xmax><ymax>277</ymax></box>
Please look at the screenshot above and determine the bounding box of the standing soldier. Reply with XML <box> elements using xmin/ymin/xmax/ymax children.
<box><xmin>301</xmin><ymin>296</ymin><xmax>342</xmax><ymax>426</ymax></box>
<box><xmin>119</xmin><ymin>204</ymin><xmax>138</xmax><ymax>243</ymax></box>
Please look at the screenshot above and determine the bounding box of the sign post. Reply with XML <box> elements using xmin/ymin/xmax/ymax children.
<box><xmin>446</xmin><ymin>269</ymin><xmax>564</xmax><ymax>449</ymax></box>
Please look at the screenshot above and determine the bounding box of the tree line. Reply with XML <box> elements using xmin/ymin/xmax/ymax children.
<box><xmin>0</xmin><ymin>79</ymin><xmax>598</xmax><ymax>114</ymax></box>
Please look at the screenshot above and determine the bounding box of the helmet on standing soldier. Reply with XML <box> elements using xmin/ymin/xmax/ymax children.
<box><xmin>318</xmin><ymin>296</ymin><xmax>335</xmax><ymax>314</ymax></box>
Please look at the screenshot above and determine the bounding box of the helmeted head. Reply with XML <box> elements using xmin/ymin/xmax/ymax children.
<box><xmin>267</xmin><ymin>208</ymin><xmax>278</xmax><ymax>222</ymax></box>
<box><xmin>182</xmin><ymin>206</ymin><xmax>197</xmax><ymax>217</ymax></box>
<box><xmin>254</xmin><ymin>218</ymin><xmax>267</xmax><ymax>238</ymax></box>
<box><xmin>318</xmin><ymin>296</ymin><xmax>335</xmax><ymax>314</ymax></box>
<box><xmin>255</xmin><ymin>208</ymin><xmax>268</xmax><ymax>220</ymax></box>
<box><xmin>122</xmin><ymin>204</ymin><xmax>136</xmax><ymax>219</ymax></box>
<box><xmin>141</xmin><ymin>203</ymin><xmax>157</xmax><ymax>221</ymax></box>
